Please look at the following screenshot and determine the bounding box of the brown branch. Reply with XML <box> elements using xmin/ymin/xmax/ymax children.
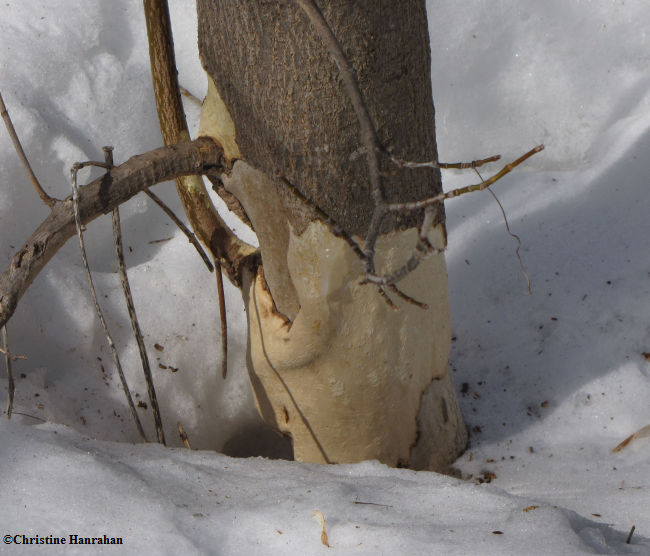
<box><xmin>0</xmin><ymin>137</ymin><xmax>230</xmax><ymax>332</ymax></box>
<box><xmin>386</xmin><ymin>145</ymin><xmax>544</xmax><ymax>212</ymax></box>
<box><xmin>215</xmin><ymin>260</ymin><xmax>228</xmax><ymax>379</ymax></box>
<box><xmin>177</xmin><ymin>421</ymin><xmax>192</xmax><ymax>449</ymax></box>
<box><xmin>2</xmin><ymin>326</ymin><xmax>15</xmax><ymax>418</ymax></box>
<box><xmin>113</xmin><ymin>205</ymin><xmax>164</xmax><ymax>443</ymax></box>
<box><xmin>365</xmin><ymin>146</ymin><xmax>543</xmax><ymax>288</ymax></box>
<box><xmin>390</xmin><ymin>152</ymin><xmax>501</xmax><ymax>171</ymax></box>
<box><xmin>105</xmin><ymin>145</ymin><xmax>165</xmax><ymax>445</ymax></box>
<box><xmin>179</xmin><ymin>86</ymin><xmax>202</xmax><ymax>106</ymax></box>
<box><xmin>144</xmin><ymin>189</ymin><xmax>214</xmax><ymax>272</ymax></box>
<box><xmin>0</xmin><ymin>92</ymin><xmax>57</xmax><ymax>207</ymax></box>
<box><xmin>485</xmin><ymin>186</ymin><xmax>532</xmax><ymax>294</ymax></box>
<box><xmin>143</xmin><ymin>0</ymin><xmax>190</xmax><ymax>147</ymax></box>
<box><xmin>387</xmin><ymin>285</ymin><xmax>429</xmax><ymax>310</ymax></box>
<box><xmin>0</xmin><ymin>344</ymin><xmax>26</xmax><ymax>361</ymax></box>
<box><xmin>143</xmin><ymin>0</ymin><xmax>254</xmax><ymax>278</ymax></box>
<box><xmin>207</xmin><ymin>176</ymin><xmax>253</xmax><ymax>230</ymax></box>
<box><xmin>71</xmin><ymin>156</ymin><xmax>147</xmax><ymax>441</ymax></box>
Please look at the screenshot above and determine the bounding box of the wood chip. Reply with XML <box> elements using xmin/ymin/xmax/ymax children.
<box><xmin>312</xmin><ymin>510</ymin><xmax>330</xmax><ymax>547</ymax></box>
<box><xmin>613</xmin><ymin>424</ymin><xmax>650</xmax><ymax>452</ymax></box>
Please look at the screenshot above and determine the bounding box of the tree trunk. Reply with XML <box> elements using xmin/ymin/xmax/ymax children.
<box><xmin>196</xmin><ymin>0</ymin><xmax>467</xmax><ymax>471</ymax></box>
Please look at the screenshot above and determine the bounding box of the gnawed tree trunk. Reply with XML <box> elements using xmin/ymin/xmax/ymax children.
<box><xmin>197</xmin><ymin>0</ymin><xmax>467</xmax><ymax>470</ymax></box>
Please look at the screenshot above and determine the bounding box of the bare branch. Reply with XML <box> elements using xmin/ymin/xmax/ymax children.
<box><xmin>0</xmin><ymin>137</ymin><xmax>230</xmax><ymax>331</ymax></box>
<box><xmin>366</xmin><ymin>147</ymin><xmax>542</xmax><ymax>288</ymax></box>
<box><xmin>143</xmin><ymin>0</ymin><xmax>254</xmax><ymax>275</ymax></box>
<box><xmin>71</xmin><ymin>157</ymin><xmax>147</xmax><ymax>441</ymax></box>
<box><xmin>386</xmin><ymin>145</ymin><xmax>544</xmax><ymax>212</ymax></box>
<box><xmin>485</xmin><ymin>186</ymin><xmax>532</xmax><ymax>294</ymax></box>
<box><xmin>106</xmin><ymin>145</ymin><xmax>165</xmax><ymax>445</ymax></box>
<box><xmin>376</xmin><ymin>286</ymin><xmax>399</xmax><ymax>311</ymax></box>
<box><xmin>387</xmin><ymin>285</ymin><xmax>429</xmax><ymax>310</ymax></box>
<box><xmin>279</xmin><ymin>177</ymin><xmax>366</xmax><ymax>261</ymax></box>
<box><xmin>144</xmin><ymin>189</ymin><xmax>214</xmax><ymax>272</ymax></box>
<box><xmin>0</xmin><ymin>344</ymin><xmax>26</xmax><ymax>361</ymax></box>
<box><xmin>179</xmin><ymin>86</ymin><xmax>202</xmax><ymax>106</ymax></box>
<box><xmin>2</xmin><ymin>325</ymin><xmax>15</xmax><ymax>418</ymax></box>
<box><xmin>177</xmin><ymin>421</ymin><xmax>192</xmax><ymax>449</ymax></box>
<box><xmin>365</xmin><ymin>237</ymin><xmax>444</xmax><ymax>287</ymax></box>
<box><xmin>215</xmin><ymin>260</ymin><xmax>228</xmax><ymax>379</ymax></box>
<box><xmin>390</xmin><ymin>152</ymin><xmax>502</xmax><ymax>170</ymax></box>
<box><xmin>294</xmin><ymin>0</ymin><xmax>386</xmax><ymax>275</ymax></box>
<box><xmin>0</xmin><ymin>91</ymin><xmax>57</xmax><ymax>207</ymax></box>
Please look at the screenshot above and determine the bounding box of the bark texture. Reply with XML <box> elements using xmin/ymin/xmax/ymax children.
<box><xmin>198</xmin><ymin>0</ymin><xmax>444</xmax><ymax>237</ymax></box>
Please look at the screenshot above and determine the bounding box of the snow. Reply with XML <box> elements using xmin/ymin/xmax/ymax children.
<box><xmin>0</xmin><ymin>0</ymin><xmax>648</xmax><ymax>553</ymax></box>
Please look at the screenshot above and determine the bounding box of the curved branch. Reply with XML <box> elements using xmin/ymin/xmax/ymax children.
<box><xmin>0</xmin><ymin>137</ymin><xmax>253</xmax><ymax>331</ymax></box>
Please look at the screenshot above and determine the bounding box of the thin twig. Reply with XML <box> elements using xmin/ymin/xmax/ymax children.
<box><xmin>215</xmin><ymin>259</ymin><xmax>228</xmax><ymax>379</ymax></box>
<box><xmin>294</xmin><ymin>0</ymin><xmax>385</xmax><ymax>276</ymax></box>
<box><xmin>387</xmin><ymin>285</ymin><xmax>429</xmax><ymax>309</ymax></box>
<box><xmin>352</xmin><ymin>500</ymin><xmax>393</xmax><ymax>508</ymax></box>
<box><xmin>105</xmin><ymin>146</ymin><xmax>165</xmax><ymax>445</ymax></box>
<box><xmin>386</xmin><ymin>145</ymin><xmax>544</xmax><ymax>212</ymax></box>
<box><xmin>364</xmin><ymin>239</ymin><xmax>444</xmax><ymax>288</ymax></box>
<box><xmin>179</xmin><ymin>86</ymin><xmax>202</xmax><ymax>106</ymax></box>
<box><xmin>7</xmin><ymin>410</ymin><xmax>46</xmax><ymax>422</ymax></box>
<box><xmin>485</xmin><ymin>185</ymin><xmax>532</xmax><ymax>294</ymax></box>
<box><xmin>177</xmin><ymin>421</ymin><xmax>192</xmax><ymax>449</ymax></box>
<box><xmin>626</xmin><ymin>525</ymin><xmax>635</xmax><ymax>544</ymax></box>
<box><xmin>0</xmin><ymin>345</ymin><xmax>27</xmax><ymax>361</ymax></box>
<box><xmin>390</xmin><ymin>152</ymin><xmax>501</xmax><ymax>170</ymax></box>
<box><xmin>366</xmin><ymin>149</ymin><xmax>541</xmax><ymax>288</ymax></box>
<box><xmin>2</xmin><ymin>326</ymin><xmax>14</xmax><ymax>419</ymax></box>
<box><xmin>71</xmin><ymin>160</ymin><xmax>147</xmax><ymax>442</ymax></box>
<box><xmin>376</xmin><ymin>286</ymin><xmax>398</xmax><ymax>311</ymax></box>
<box><xmin>364</xmin><ymin>208</ymin><xmax>442</xmax><ymax>289</ymax></box>
<box><xmin>144</xmin><ymin>189</ymin><xmax>214</xmax><ymax>272</ymax></box>
<box><xmin>0</xmin><ymin>92</ymin><xmax>56</xmax><ymax>207</ymax></box>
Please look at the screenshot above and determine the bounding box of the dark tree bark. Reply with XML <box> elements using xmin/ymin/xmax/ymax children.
<box><xmin>198</xmin><ymin>1</ymin><xmax>444</xmax><ymax>236</ymax></box>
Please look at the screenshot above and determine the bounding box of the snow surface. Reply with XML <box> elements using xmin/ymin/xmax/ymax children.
<box><xmin>0</xmin><ymin>0</ymin><xmax>649</xmax><ymax>553</ymax></box>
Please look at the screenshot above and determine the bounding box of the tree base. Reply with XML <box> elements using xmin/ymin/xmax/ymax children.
<box><xmin>240</xmin><ymin>218</ymin><xmax>466</xmax><ymax>470</ymax></box>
